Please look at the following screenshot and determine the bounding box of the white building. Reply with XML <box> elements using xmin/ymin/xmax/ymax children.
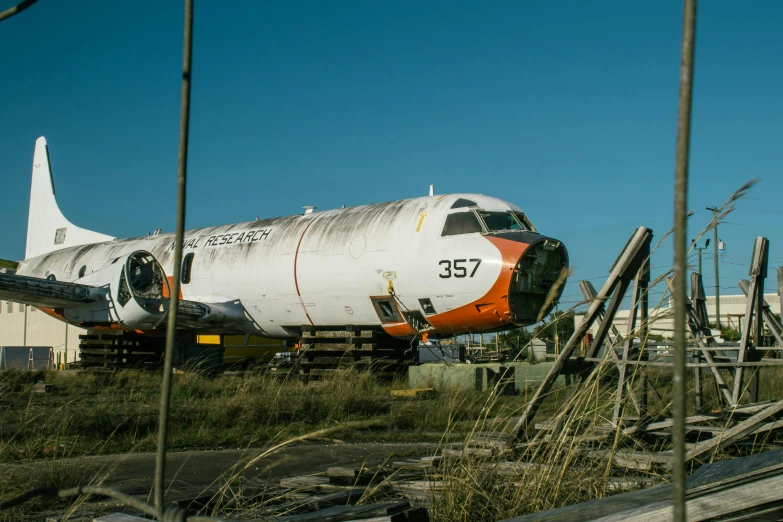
<box><xmin>0</xmin><ymin>300</ymin><xmax>86</xmax><ymax>367</ymax></box>
<box><xmin>574</xmin><ymin>293</ymin><xmax>781</xmax><ymax>339</ymax></box>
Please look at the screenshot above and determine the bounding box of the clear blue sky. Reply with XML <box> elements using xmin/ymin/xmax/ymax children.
<box><xmin>1</xmin><ymin>1</ymin><xmax>781</xmax><ymax>314</ymax></box>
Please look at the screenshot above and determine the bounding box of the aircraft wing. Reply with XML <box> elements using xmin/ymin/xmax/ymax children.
<box><xmin>174</xmin><ymin>299</ymin><xmax>263</xmax><ymax>334</ymax></box>
<box><xmin>0</xmin><ymin>272</ymin><xmax>101</xmax><ymax>308</ymax></box>
<box><xmin>0</xmin><ymin>272</ymin><xmax>261</xmax><ymax>333</ymax></box>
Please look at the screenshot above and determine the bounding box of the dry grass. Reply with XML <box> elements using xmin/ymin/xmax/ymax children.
<box><xmin>0</xmin><ymin>458</ymin><xmax>94</xmax><ymax>521</ymax></box>
<box><xmin>0</xmin><ymin>368</ymin><xmax>520</xmax><ymax>463</ymax></box>
<box><xmin>2</xmin><ymin>364</ymin><xmax>779</xmax><ymax>521</ymax></box>
<box><xmin>422</xmin><ymin>352</ymin><xmax>783</xmax><ymax>521</ymax></box>
<box><xmin>3</xmin><ymin>346</ymin><xmax>781</xmax><ymax>519</ymax></box>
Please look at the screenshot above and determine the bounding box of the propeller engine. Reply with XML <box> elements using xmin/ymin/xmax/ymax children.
<box><xmin>65</xmin><ymin>251</ymin><xmax>170</xmax><ymax>329</ymax></box>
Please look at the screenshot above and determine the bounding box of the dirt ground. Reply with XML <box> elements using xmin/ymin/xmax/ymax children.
<box><xmin>0</xmin><ymin>442</ymin><xmax>442</xmax><ymax>506</ymax></box>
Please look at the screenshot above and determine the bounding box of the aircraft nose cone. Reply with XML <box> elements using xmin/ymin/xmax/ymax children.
<box><xmin>507</xmin><ymin>236</ymin><xmax>569</xmax><ymax>326</ymax></box>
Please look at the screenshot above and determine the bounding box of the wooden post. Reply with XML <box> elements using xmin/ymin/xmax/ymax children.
<box><xmin>612</xmin><ymin>256</ymin><xmax>650</xmax><ymax>426</ymax></box>
<box><xmin>739</xmin><ymin>279</ymin><xmax>783</xmax><ymax>347</ymax></box>
<box><xmin>585</xmin><ymin>279</ymin><xmax>632</xmax><ymax>359</ymax></box>
<box><xmin>667</xmin><ymin>277</ymin><xmax>733</xmax><ymax>406</ymax></box>
<box><xmin>612</xmin><ymin>278</ymin><xmax>640</xmax><ymax>426</ymax></box>
<box><xmin>638</xmin><ymin>264</ymin><xmax>650</xmax><ymax>417</ymax></box>
<box><xmin>778</xmin><ymin>267</ymin><xmax>783</xmax><ymax>324</ymax></box>
<box><xmin>691</xmin><ymin>273</ymin><xmax>707</xmax><ymax>410</ymax></box>
<box><xmin>580</xmin><ymin>280</ymin><xmax>624</xmax><ymax>346</ymax></box>
<box><xmin>749</xmin><ymin>275</ymin><xmax>765</xmax><ymax>402</ymax></box>
<box><xmin>732</xmin><ymin>237</ymin><xmax>768</xmax><ymax>406</ymax></box>
<box><xmin>691</xmin><ymin>272</ymin><xmax>708</xmax><ymax>325</ymax></box>
<box><xmin>687</xmin><ymin>398</ymin><xmax>783</xmax><ymax>461</ymax></box>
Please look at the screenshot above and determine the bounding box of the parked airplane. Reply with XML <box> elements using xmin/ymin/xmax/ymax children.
<box><xmin>0</xmin><ymin>137</ymin><xmax>568</xmax><ymax>340</ymax></box>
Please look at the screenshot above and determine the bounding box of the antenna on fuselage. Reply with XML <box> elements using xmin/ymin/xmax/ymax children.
<box><xmin>429</xmin><ymin>184</ymin><xmax>434</xmax><ymax>196</ymax></box>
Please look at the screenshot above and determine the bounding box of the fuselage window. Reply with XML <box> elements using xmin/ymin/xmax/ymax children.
<box><xmin>181</xmin><ymin>253</ymin><xmax>195</xmax><ymax>284</ymax></box>
<box><xmin>478</xmin><ymin>211</ymin><xmax>528</xmax><ymax>232</ymax></box>
<box><xmin>78</xmin><ymin>265</ymin><xmax>87</xmax><ymax>278</ymax></box>
<box><xmin>419</xmin><ymin>298</ymin><xmax>437</xmax><ymax>315</ymax></box>
<box><xmin>379</xmin><ymin>301</ymin><xmax>396</xmax><ymax>319</ymax></box>
<box><xmin>441</xmin><ymin>212</ymin><xmax>483</xmax><ymax>236</ymax></box>
<box><xmin>371</xmin><ymin>297</ymin><xmax>402</xmax><ymax>323</ymax></box>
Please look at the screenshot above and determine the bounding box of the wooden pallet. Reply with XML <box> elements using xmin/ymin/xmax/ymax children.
<box><xmin>78</xmin><ymin>332</ymin><xmax>165</xmax><ymax>370</ymax></box>
<box><xmin>298</xmin><ymin>326</ymin><xmax>417</xmax><ymax>382</ymax></box>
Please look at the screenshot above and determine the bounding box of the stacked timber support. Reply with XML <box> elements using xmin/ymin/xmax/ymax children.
<box><xmin>678</xmin><ymin>274</ymin><xmax>733</xmax><ymax>407</ymax></box>
<box><xmin>494</xmin><ymin>230</ymin><xmax>783</xmax><ymax>475</ymax></box>
<box><xmin>733</xmin><ymin>237</ymin><xmax>769</xmax><ymax>404</ymax></box>
<box><xmin>506</xmin><ymin>226</ymin><xmax>654</xmax><ymax>443</ymax></box>
<box><xmin>78</xmin><ymin>330</ymin><xmax>165</xmax><ymax>369</ymax></box>
<box><xmin>297</xmin><ymin>325</ymin><xmax>417</xmax><ymax>381</ymax></box>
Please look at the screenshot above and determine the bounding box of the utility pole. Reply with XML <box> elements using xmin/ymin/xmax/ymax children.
<box><xmin>692</xmin><ymin>238</ymin><xmax>710</xmax><ymax>276</ymax></box>
<box><xmin>706</xmin><ymin>205</ymin><xmax>721</xmax><ymax>328</ymax></box>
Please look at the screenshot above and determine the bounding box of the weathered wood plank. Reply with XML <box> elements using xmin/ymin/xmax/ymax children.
<box><xmin>441</xmin><ymin>447</ymin><xmax>494</xmax><ymax>458</ymax></box>
<box><xmin>280</xmin><ymin>475</ymin><xmax>353</xmax><ymax>494</ymax></box>
<box><xmin>688</xmin><ymin>398</ymin><xmax>783</xmax><ymax>461</ymax></box>
<box><xmin>614</xmin><ymin>267</ymin><xmax>646</xmax><ymax>425</ymax></box>
<box><xmin>327</xmin><ymin>467</ymin><xmax>388</xmax><ymax>486</ymax></box>
<box><xmin>621</xmin><ymin>414</ymin><xmax>717</xmax><ymax>437</ymax></box>
<box><xmin>270</xmin><ymin>488</ymin><xmax>366</xmax><ymax>516</ymax></box>
<box><xmin>276</xmin><ymin>501</ymin><xmax>411</xmax><ymax>522</ymax></box>
<box><xmin>594</xmin><ymin>449</ymin><xmax>673</xmax><ymax>472</ymax></box>
<box><xmin>604</xmin><ymin>473</ymin><xmax>783</xmax><ymax>522</ymax></box>
<box><xmin>92</xmin><ymin>515</ymin><xmax>149</xmax><ymax>522</ymax></box>
<box><xmin>733</xmin><ymin>237</ymin><xmax>768</xmax><ymax>405</ymax></box>
<box><xmin>391</xmin><ymin>456</ymin><xmax>441</xmax><ymax>471</ymax></box>
<box><xmin>500</xmin><ymin>449</ymin><xmax>783</xmax><ymax>522</ymax></box>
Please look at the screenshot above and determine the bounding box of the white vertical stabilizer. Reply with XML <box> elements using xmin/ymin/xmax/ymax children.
<box><xmin>25</xmin><ymin>137</ymin><xmax>115</xmax><ymax>259</ymax></box>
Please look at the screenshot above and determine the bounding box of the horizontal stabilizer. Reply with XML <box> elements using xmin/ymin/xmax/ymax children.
<box><xmin>0</xmin><ymin>259</ymin><xmax>19</xmax><ymax>272</ymax></box>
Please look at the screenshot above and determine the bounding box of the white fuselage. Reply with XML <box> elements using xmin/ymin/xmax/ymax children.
<box><xmin>16</xmin><ymin>193</ymin><xmax>567</xmax><ymax>338</ymax></box>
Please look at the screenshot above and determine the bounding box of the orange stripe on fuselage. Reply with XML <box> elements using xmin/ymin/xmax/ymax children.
<box><xmin>383</xmin><ymin>322</ymin><xmax>417</xmax><ymax>336</ymax></box>
<box><xmin>425</xmin><ymin>236</ymin><xmax>528</xmax><ymax>333</ymax></box>
<box><xmin>37</xmin><ymin>306</ymin><xmax>141</xmax><ymax>332</ymax></box>
<box><xmin>165</xmin><ymin>276</ymin><xmax>183</xmax><ymax>299</ymax></box>
<box><xmin>39</xmin><ymin>307</ymin><xmax>68</xmax><ymax>322</ymax></box>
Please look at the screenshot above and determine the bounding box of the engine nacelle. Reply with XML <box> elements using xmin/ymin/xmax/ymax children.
<box><xmin>64</xmin><ymin>251</ymin><xmax>171</xmax><ymax>330</ymax></box>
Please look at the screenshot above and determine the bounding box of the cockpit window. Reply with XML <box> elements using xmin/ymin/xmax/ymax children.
<box><xmin>478</xmin><ymin>211</ymin><xmax>528</xmax><ymax>232</ymax></box>
<box><xmin>441</xmin><ymin>212</ymin><xmax>483</xmax><ymax>236</ymax></box>
<box><xmin>514</xmin><ymin>212</ymin><xmax>537</xmax><ymax>232</ymax></box>
<box><xmin>450</xmin><ymin>198</ymin><xmax>477</xmax><ymax>209</ymax></box>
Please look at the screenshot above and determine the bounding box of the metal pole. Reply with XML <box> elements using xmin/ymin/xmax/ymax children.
<box><xmin>23</xmin><ymin>304</ymin><xmax>28</xmax><ymax>347</ymax></box>
<box><xmin>706</xmin><ymin>206</ymin><xmax>721</xmax><ymax>328</ymax></box>
<box><xmin>673</xmin><ymin>0</ymin><xmax>697</xmax><ymax>520</ymax></box>
<box><xmin>64</xmin><ymin>323</ymin><xmax>68</xmax><ymax>368</ymax></box>
<box><xmin>154</xmin><ymin>0</ymin><xmax>193</xmax><ymax>517</ymax></box>
<box><xmin>698</xmin><ymin>248</ymin><xmax>702</xmax><ymax>275</ymax></box>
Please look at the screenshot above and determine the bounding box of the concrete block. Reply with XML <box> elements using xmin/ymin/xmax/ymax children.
<box><xmin>408</xmin><ymin>362</ymin><xmax>563</xmax><ymax>393</ymax></box>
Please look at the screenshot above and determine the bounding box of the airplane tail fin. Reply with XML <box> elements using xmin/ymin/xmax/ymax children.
<box><xmin>25</xmin><ymin>137</ymin><xmax>116</xmax><ymax>260</ymax></box>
